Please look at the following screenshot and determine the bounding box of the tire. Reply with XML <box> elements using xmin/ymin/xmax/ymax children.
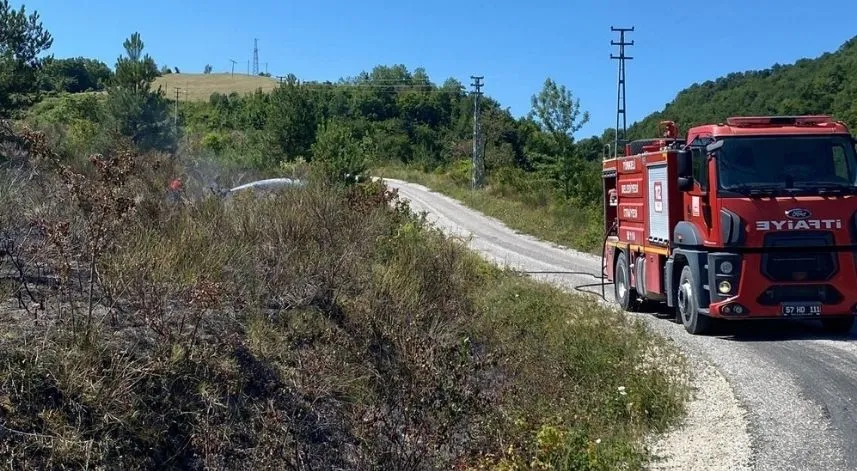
<box><xmin>614</xmin><ymin>252</ymin><xmax>639</xmax><ymax>312</ymax></box>
<box><xmin>821</xmin><ymin>317</ymin><xmax>855</xmax><ymax>336</ymax></box>
<box><xmin>676</xmin><ymin>265</ymin><xmax>711</xmax><ymax>335</ymax></box>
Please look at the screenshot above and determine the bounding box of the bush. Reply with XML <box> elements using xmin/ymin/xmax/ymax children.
<box><xmin>0</xmin><ymin>129</ymin><xmax>686</xmax><ymax>470</ymax></box>
<box><xmin>311</xmin><ymin>119</ymin><xmax>368</xmax><ymax>184</ymax></box>
<box><xmin>446</xmin><ymin>158</ymin><xmax>472</xmax><ymax>186</ymax></box>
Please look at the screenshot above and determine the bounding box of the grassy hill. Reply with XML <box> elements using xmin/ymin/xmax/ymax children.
<box><xmin>628</xmin><ymin>35</ymin><xmax>857</xmax><ymax>138</ymax></box>
<box><xmin>152</xmin><ymin>73</ymin><xmax>278</xmax><ymax>101</ymax></box>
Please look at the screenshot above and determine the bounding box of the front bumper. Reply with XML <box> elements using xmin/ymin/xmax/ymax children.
<box><xmin>705</xmin><ymin>252</ymin><xmax>857</xmax><ymax>319</ymax></box>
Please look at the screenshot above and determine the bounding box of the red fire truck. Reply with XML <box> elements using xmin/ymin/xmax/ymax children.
<box><xmin>603</xmin><ymin>116</ymin><xmax>857</xmax><ymax>335</ymax></box>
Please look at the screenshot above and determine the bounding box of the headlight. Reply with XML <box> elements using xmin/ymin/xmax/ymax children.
<box><xmin>720</xmin><ymin>261</ymin><xmax>734</xmax><ymax>274</ymax></box>
<box><xmin>718</xmin><ymin>280</ymin><xmax>732</xmax><ymax>294</ymax></box>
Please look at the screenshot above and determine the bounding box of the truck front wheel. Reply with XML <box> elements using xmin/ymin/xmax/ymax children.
<box><xmin>677</xmin><ymin>265</ymin><xmax>711</xmax><ymax>335</ymax></box>
<box><xmin>614</xmin><ymin>252</ymin><xmax>639</xmax><ymax>312</ymax></box>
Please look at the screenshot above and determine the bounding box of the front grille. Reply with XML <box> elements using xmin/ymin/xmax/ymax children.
<box><xmin>762</xmin><ymin>232</ymin><xmax>837</xmax><ymax>282</ymax></box>
<box><xmin>757</xmin><ymin>284</ymin><xmax>844</xmax><ymax>305</ymax></box>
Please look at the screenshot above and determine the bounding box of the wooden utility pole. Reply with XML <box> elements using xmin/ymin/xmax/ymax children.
<box><xmin>174</xmin><ymin>87</ymin><xmax>181</xmax><ymax>130</ymax></box>
<box><xmin>470</xmin><ymin>75</ymin><xmax>485</xmax><ymax>189</ymax></box>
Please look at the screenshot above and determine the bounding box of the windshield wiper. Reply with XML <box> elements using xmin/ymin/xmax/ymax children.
<box><xmin>724</xmin><ymin>185</ymin><xmax>781</xmax><ymax>197</ymax></box>
<box><xmin>790</xmin><ymin>181</ymin><xmax>857</xmax><ymax>195</ymax></box>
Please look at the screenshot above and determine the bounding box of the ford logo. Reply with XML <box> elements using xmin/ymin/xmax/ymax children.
<box><xmin>785</xmin><ymin>208</ymin><xmax>812</xmax><ymax>220</ymax></box>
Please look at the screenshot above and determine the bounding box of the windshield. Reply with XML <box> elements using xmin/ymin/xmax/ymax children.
<box><xmin>716</xmin><ymin>135</ymin><xmax>857</xmax><ymax>195</ymax></box>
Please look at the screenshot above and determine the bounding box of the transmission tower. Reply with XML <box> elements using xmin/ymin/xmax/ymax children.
<box><xmin>610</xmin><ymin>26</ymin><xmax>634</xmax><ymax>157</ymax></box>
<box><xmin>253</xmin><ymin>38</ymin><xmax>259</xmax><ymax>75</ymax></box>
<box><xmin>470</xmin><ymin>75</ymin><xmax>485</xmax><ymax>189</ymax></box>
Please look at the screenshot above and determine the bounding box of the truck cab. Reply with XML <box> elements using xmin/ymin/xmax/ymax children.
<box><xmin>603</xmin><ymin>115</ymin><xmax>857</xmax><ymax>335</ymax></box>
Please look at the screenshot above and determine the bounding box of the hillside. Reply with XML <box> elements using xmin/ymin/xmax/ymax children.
<box><xmin>628</xmin><ymin>36</ymin><xmax>857</xmax><ymax>138</ymax></box>
<box><xmin>152</xmin><ymin>73</ymin><xmax>278</xmax><ymax>101</ymax></box>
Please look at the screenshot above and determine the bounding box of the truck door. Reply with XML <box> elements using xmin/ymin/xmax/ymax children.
<box><xmin>685</xmin><ymin>136</ymin><xmax>714</xmax><ymax>240</ymax></box>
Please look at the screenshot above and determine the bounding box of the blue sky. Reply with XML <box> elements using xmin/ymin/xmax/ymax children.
<box><xmin>23</xmin><ymin>0</ymin><xmax>857</xmax><ymax>137</ymax></box>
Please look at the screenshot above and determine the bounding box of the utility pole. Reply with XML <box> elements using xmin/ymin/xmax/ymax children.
<box><xmin>470</xmin><ymin>75</ymin><xmax>485</xmax><ymax>189</ymax></box>
<box><xmin>246</xmin><ymin>60</ymin><xmax>250</xmax><ymax>75</ymax></box>
<box><xmin>229</xmin><ymin>59</ymin><xmax>237</xmax><ymax>76</ymax></box>
<box><xmin>253</xmin><ymin>38</ymin><xmax>260</xmax><ymax>75</ymax></box>
<box><xmin>174</xmin><ymin>87</ymin><xmax>181</xmax><ymax>130</ymax></box>
<box><xmin>265</xmin><ymin>62</ymin><xmax>268</xmax><ymax>75</ymax></box>
<box><xmin>274</xmin><ymin>75</ymin><xmax>287</xmax><ymax>84</ymax></box>
<box><xmin>610</xmin><ymin>26</ymin><xmax>634</xmax><ymax>157</ymax></box>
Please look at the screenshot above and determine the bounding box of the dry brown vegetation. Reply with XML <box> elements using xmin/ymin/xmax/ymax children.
<box><xmin>152</xmin><ymin>73</ymin><xmax>278</xmax><ymax>102</ymax></box>
<box><xmin>0</xmin><ymin>122</ymin><xmax>687</xmax><ymax>470</ymax></box>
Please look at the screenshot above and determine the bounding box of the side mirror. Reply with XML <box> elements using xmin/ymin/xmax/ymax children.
<box><xmin>676</xmin><ymin>149</ymin><xmax>694</xmax><ymax>192</ymax></box>
<box><xmin>677</xmin><ymin>149</ymin><xmax>693</xmax><ymax>178</ymax></box>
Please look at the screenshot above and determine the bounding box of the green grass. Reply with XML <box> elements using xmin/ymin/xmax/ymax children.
<box><xmin>376</xmin><ymin>164</ymin><xmax>606</xmax><ymax>254</ymax></box>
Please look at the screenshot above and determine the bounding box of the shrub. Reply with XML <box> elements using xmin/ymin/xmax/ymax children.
<box><xmin>0</xmin><ymin>127</ymin><xmax>686</xmax><ymax>470</ymax></box>
<box><xmin>311</xmin><ymin>119</ymin><xmax>368</xmax><ymax>184</ymax></box>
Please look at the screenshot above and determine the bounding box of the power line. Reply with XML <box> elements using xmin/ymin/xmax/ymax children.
<box><xmin>470</xmin><ymin>75</ymin><xmax>485</xmax><ymax>189</ymax></box>
<box><xmin>265</xmin><ymin>81</ymin><xmax>467</xmax><ymax>93</ymax></box>
<box><xmin>610</xmin><ymin>26</ymin><xmax>634</xmax><ymax>158</ymax></box>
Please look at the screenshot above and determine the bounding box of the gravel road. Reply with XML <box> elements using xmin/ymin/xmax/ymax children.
<box><xmin>383</xmin><ymin>178</ymin><xmax>857</xmax><ymax>471</ymax></box>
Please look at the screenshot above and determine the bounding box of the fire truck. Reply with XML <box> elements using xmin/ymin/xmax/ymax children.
<box><xmin>602</xmin><ymin>116</ymin><xmax>857</xmax><ymax>335</ymax></box>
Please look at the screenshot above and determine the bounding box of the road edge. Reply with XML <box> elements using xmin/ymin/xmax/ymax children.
<box><xmin>380</xmin><ymin>177</ymin><xmax>753</xmax><ymax>471</ymax></box>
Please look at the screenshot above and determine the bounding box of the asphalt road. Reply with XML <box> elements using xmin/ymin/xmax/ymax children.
<box><xmin>383</xmin><ymin>178</ymin><xmax>857</xmax><ymax>471</ymax></box>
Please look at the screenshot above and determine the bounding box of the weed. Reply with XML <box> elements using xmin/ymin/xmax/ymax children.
<box><xmin>0</xmin><ymin>125</ymin><xmax>686</xmax><ymax>470</ymax></box>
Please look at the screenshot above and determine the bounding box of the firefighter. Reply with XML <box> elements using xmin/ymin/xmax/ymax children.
<box><xmin>167</xmin><ymin>177</ymin><xmax>183</xmax><ymax>203</ymax></box>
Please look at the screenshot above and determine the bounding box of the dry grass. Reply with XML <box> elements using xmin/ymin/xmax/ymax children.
<box><xmin>152</xmin><ymin>73</ymin><xmax>279</xmax><ymax>101</ymax></box>
<box><xmin>0</xmin><ymin>123</ymin><xmax>688</xmax><ymax>470</ymax></box>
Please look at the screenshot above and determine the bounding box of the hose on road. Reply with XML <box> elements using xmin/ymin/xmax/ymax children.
<box><xmin>517</xmin><ymin>220</ymin><xmax>619</xmax><ymax>303</ymax></box>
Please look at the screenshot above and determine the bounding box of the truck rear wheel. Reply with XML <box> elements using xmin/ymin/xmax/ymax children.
<box><xmin>677</xmin><ymin>265</ymin><xmax>711</xmax><ymax>335</ymax></box>
<box><xmin>614</xmin><ymin>252</ymin><xmax>639</xmax><ymax>312</ymax></box>
<box><xmin>821</xmin><ymin>317</ymin><xmax>854</xmax><ymax>336</ymax></box>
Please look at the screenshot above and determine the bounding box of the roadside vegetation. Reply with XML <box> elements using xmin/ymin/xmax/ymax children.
<box><xmin>0</xmin><ymin>123</ymin><xmax>688</xmax><ymax>469</ymax></box>
<box><xmin>0</xmin><ymin>3</ymin><xmax>694</xmax><ymax>469</ymax></box>
<box><xmin>376</xmin><ymin>164</ymin><xmax>605</xmax><ymax>253</ymax></box>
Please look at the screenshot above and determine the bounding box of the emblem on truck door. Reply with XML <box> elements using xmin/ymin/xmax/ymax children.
<box><xmin>785</xmin><ymin>208</ymin><xmax>811</xmax><ymax>220</ymax></box>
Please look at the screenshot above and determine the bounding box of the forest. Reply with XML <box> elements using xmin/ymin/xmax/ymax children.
<box><xmin>8</xmin><ymin>4</ymin><xmax>857</xmax><ymax>255</ymax></box>
<box><xmin>628</xmin><ymin>36</ymin><xmax>857</xmax><ymax>139</ymax></box>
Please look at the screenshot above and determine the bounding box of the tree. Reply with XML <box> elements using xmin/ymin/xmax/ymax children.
<box><xmin>529</xmin><ymin>78</ymin><xmax>590</xmax><ymax>153</ymax></box>
<box><xmin>40</xmin><ymin>57</ymin><xmax>112</xmax><ymax>93</ymax></box>
<box><xmin>107</xmin><ymin>32</ymin><xmax>174</xmax><ymax>152</ymax></box>
<box><xmin>113</xmin><ymin>32</ymin><xmax>159</xmax><ymax>94</ymax></box>
<box><xmin>266</xmin><ymin>76</ymin><xmax>319</xmax><ymax>161</ymax></box>
<box><xmin>0</xmin><ymin>0</ymin><xmax>52</xmax><ymax>66</ymax></box>
<box><xmin>311</xmin><ymin>119</ymin><xmax>367</xmax><ymax>184</ymax></box>
<box><xmin>0</xmin><ymin>0</ymin><xmax>53</xmax><ymax>114</ymax></box>
<box><xmin>528</xmin><ymin>78</ymin><xmax>591</xmax><ymax>200</ymax></box>
<box><xmin>203</xmin><ymin>64</ymin><xmax>213</xmax><ymax>74</ymax></box>
<box><xmin>626</xmin><ymin>34</ymin><xmax>857</xmax><ymax>138</ymax></box>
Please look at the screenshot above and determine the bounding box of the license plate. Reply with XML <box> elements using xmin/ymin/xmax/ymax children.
<box><xmin>781</xmin><ymin>302</ymin><xmax>822</xmax><ymax>316</ymax></box>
